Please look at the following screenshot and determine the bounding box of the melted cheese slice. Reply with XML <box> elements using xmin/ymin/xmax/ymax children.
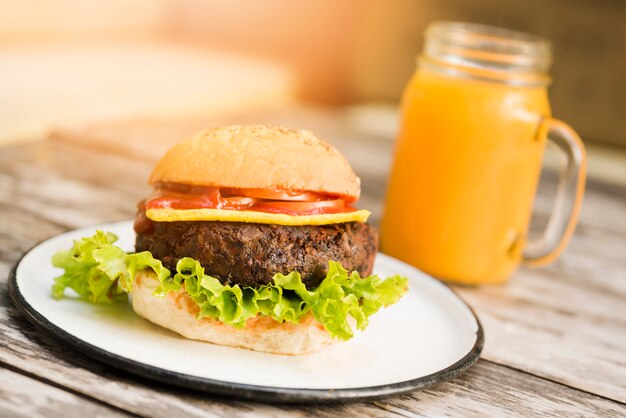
<box><xmin>146</xmin><ymin>208</ymin><xmax>371</xmax><ymax>226</ymax></box>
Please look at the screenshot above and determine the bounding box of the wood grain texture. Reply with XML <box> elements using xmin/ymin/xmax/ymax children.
<box><xmin>1</xmin><ymin>111</ymin><xmax>625</xmax><ymax>416</ymax></box>
<box><xmin>372</xmin><ymin>360</ymin><xmax>625</xmax><ymax>418</ymax></box>
<box><xmin>0</xmin><ymin>304</ymin><xmax>623</xmax><ymax>418</ymax></box>
<box><xmin>0</xmin><ymin>367</ymin><xmax>130</xmax><ymax>418</ymax></box>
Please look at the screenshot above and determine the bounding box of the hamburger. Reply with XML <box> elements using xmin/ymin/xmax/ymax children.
<box><xmin>52</xmin><ymin>125</ymin><xmax>408</xmax><ymax>355</ymax></box>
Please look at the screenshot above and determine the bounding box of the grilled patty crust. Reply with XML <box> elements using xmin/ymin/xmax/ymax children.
<box><xmin>135</xmin><ymin>216</ymin><xmax>378</xmax><ymax>288</ymax></box>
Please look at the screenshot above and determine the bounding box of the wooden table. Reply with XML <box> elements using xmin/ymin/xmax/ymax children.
<box><xmin>1</xmin><ymin>107</ymin><xmax>624</xmax><ymax>417</ymax></box>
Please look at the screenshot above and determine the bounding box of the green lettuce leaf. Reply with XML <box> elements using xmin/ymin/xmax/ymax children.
<box><xmin>52</xmin><ymin>231</ymin><xmax>409</xmax><ymax>340</ymax></box>
<box><xmin>52</xmin><ymin>231</ymin><xmax>128</xmax><ymax>303</ymax></box>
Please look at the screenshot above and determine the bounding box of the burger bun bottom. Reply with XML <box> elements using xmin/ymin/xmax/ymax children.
<box><xmin>131</xmin><ymin>270</ymin><xmax>336</xmax><ymax>355</ymax></box>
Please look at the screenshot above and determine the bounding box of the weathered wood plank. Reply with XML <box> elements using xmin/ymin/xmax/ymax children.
<box><xmin>373</xmin><ymin>360</ymin><xmax>625</xmax><ymax>418</ymax></box>
<box><xmin>1</xmin><ymin>298</ymin><xmax>624</xmax><ymax>418</ymax></box>
<box><xmin>0</xmin><ymin>141</ymin><xmax>147</xmax><ymax>231</ymax></box>
<box><xmin>0</xmin><ymin>366</ymin><xmax>130</xmax><ymax>418</ymax></box>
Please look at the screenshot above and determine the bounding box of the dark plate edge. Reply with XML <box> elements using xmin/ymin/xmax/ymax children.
<box><xmin>7</xmin><ymin>224</ymin><xmax>484</xmax><ymax>405</ymax></box>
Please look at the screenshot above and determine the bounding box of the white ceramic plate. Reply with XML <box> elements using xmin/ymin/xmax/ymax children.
<box><xmin>9</xmin><ymin>221</ymin><xmax>483</xmax><ymax>403</ymax></box>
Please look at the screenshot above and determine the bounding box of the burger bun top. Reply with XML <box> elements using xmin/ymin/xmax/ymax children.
<box><xmin>149</xmin><ymin>125</ymin><xmax>360</xmax><ymax>199</ymax></box>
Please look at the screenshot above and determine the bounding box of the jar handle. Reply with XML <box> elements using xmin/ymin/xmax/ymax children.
<box><xmin>522</xmin><ymin>118</ymin><xmax>587</xmax><ymax>266</ymax></box>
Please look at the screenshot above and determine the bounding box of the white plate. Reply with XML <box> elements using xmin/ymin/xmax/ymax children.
<box><xmin>9</xmin><ymin>221</ymin><xmax>483</xmax><ymax>403</ymax></box>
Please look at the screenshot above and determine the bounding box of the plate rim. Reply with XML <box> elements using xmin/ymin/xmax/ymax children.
<box><xmin>7</xmin><ymin>221</ymin><xmax>484</xmax><ymax>404</ymax></box>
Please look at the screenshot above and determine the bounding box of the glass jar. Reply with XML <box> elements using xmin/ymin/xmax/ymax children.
<box><xmin>381</xmin><ymin>22</ymin><xmax>586</xmax><ymax>284</ymax></box>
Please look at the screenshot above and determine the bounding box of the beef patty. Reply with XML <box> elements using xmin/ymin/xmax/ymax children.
<box><xmin>135</xmin><ymin>215</ymin><xmax>378</xmax><ymax>288</ymax></box>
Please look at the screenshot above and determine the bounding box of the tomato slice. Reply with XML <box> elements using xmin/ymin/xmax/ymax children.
<box><xmin>221</xmin><ymin>188</ymin><xmax>322</xmax><ymax>202</ymax></box>
<box><xmin>145</xmin><ymin>184</ymin><xmax>356</xmax><ymax>215</ymax></box>
<box><xmin>221</xmin><ymin>196</ymin><xmax>257</xmax><ymax>209</ymax></box>
<box><xmin>147</xmin><ymin>188</ymin><xmax>221</xmax><ymax>210</ymax></box>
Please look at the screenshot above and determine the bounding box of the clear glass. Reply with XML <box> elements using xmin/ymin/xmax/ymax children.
<box><xmin>421</xmin><ymin>22</ymin><xmax>552</xmax><ymax>86</ymax></box>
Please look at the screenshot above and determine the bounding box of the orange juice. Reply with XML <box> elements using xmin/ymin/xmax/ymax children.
<box><xmin>381</xmin><ymin>22</ymin><xmax>586</xmax><ymax>284</ymax></box>
<box><xmin>382</xmin><ymin>69</ymin><xmax>549</xmax><ymax>283</ymax></box>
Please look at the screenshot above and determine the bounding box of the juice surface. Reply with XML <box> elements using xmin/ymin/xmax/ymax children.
<box><xmin>381</xmin><ymin>69</ymin><xmax>551</xmax><ymax>284</ymax></box>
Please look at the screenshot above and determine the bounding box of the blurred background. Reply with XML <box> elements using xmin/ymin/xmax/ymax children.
<box><xmin>0</xmin><ymin>0</ymin><xmax>623</xmax><ymax>185</ymax></box>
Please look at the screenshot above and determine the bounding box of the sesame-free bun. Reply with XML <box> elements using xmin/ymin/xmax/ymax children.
<box><xmin>149</xmin><ymin>125</ymin><xmax>361</xmax><ymax>199</ymax></box>
<box><xmin>131</xmin><ymin>270</ymin><xmax>336</xmax><ymax>355</ymax></box>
